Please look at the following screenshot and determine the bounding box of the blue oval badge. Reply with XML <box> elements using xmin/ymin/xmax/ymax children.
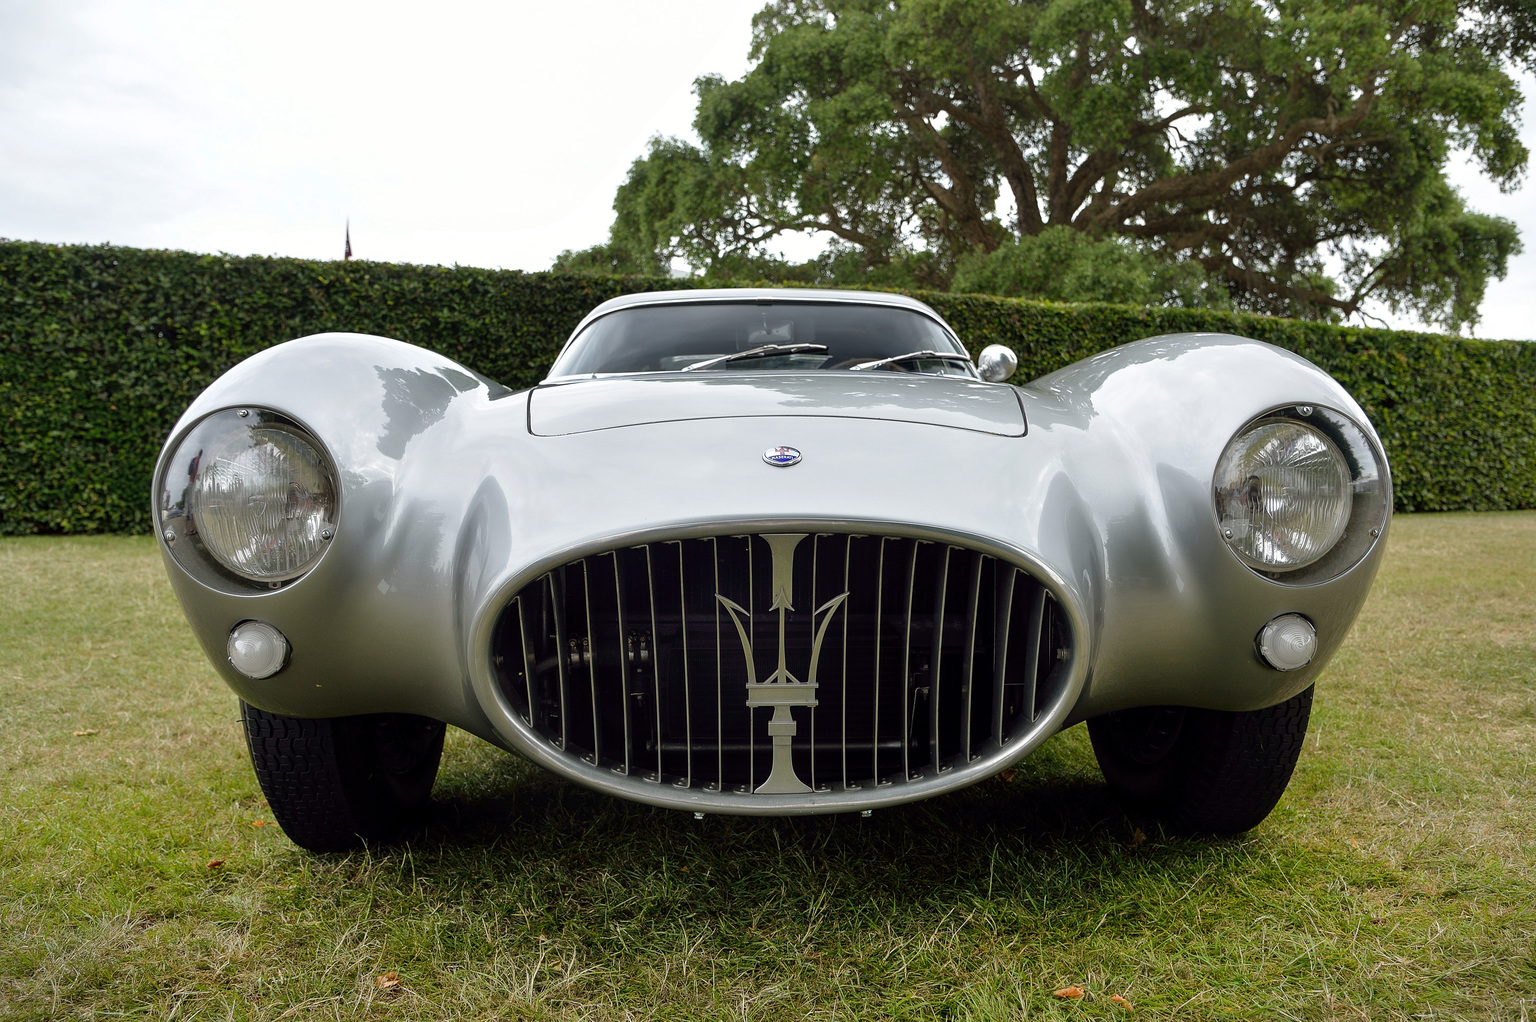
<box><xmin>763</xmin><ymin>446</ymin><xmax>802</xmax><ymax>467</ymax></box>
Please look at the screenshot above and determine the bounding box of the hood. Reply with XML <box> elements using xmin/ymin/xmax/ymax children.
<box><xmin>526</xmin><ymin>372</ymin><xmax>1028</xmax><ymax>437</ymax></box>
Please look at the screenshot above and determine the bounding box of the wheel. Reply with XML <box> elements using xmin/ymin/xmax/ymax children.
<box><xmin>1087</xmin><ymin>686</ymin><xmax>1313</xmax><ymax>834</ymax></box>
<box><xmin>240</xmin><ymin>702</ymin><xmax>446</xmax><ymax>852</ymax></box>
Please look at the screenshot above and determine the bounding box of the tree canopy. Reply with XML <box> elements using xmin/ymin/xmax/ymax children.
<box><xmin>567</xmin><ymin>0</ymin><xmax>1533</xmax><ymax>329</ymax></box>
<box><xmin>950</xmin><ymin>225</ymin><xmax>1234</xmax><ymax>306</ymax></box>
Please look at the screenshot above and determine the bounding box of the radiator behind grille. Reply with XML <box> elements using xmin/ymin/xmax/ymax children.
<box><xmin>491</xmin><ymin>534</ymin><xmax>1068</xmax><ymax>796</ymax></box>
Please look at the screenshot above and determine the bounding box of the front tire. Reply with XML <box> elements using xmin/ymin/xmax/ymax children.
<box><xmin>1087</xmin><ymin>686</ymin><xmax>1313</xmax><ymax>834</ymax></box>
<box><xmin>240</xmin><ymin>702</ymin><xmax>446</xmax><ymax>852</ymax></box>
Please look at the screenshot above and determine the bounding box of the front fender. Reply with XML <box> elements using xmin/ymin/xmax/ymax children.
<box><xmin>1016</xmin><ymin>333</ymin><xmax>1389</xmax><ymax>720</ymax></box>
<box><xmin>154</xmin><ymin>333</ymin><xmax>517</xmax><ymax>735</ymax></box>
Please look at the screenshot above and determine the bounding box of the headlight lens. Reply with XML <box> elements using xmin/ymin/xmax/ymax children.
<box><xmin>1214</xmin><ymin>419</ymin><xmax>1352</xmax><ymax>571</ymax></box>
<box><xmin>188</xmin><ymin>425</ymin><xmax>336</xmax><ymax>580</ymax></box>
<box><xmin>158</xmin><ymin>408</ymin><xmax>338</xmax><ymax>590</ymax></box>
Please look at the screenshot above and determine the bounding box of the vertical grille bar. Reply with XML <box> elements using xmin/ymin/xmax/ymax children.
<box><xmin>613</xmin><ymin>554</ymin><xmax>632</xmax><ymax>775</ymax></box>
<box><xmin>581</xmin><ymin>559</ymin><xmax>601</xmax><ymax>765</ymax></box>
<box><xmin>1021</xmin><ymin>586</ymin><xmax>1047</xmax><ymax>724</ymax></box>
<box><xmin>676</xmin><ymin>541</ymin><xmax>692</xmax><ymax>786</ymax></box>
<box><xmin>548</xmin><ymin>572</ymin><xmax>570</xmax><ymax>750</ymax></box>
<box><xmin>645</xmin><ymin>546</ymin><xmax>662</xmax><ymax>780</ymax></box>
<box><xmin>992</xmin><ymin>567</ymin><xmax>1016</xmax><ymax>746</ymax></box>
<box><xmin>840</xmin><ymin>536</ymin><xmax>851</xmax><ymax>786</ymax></box>
<box><xmin>809</xmin><ymin>534</ymin><xmax>819</xmax><ymax>792</ymax></box>
<box><xmin>901</xmin><ymin>541</ymin><xmax>918</xmax><ymax>780</ymax></box>
<box><xmin>513</xmin><ymin>596</ymin><xmax>534</xmax><ymax>725</ymax></box>
<box><xmin>961</xmin><ymin>553</ymin><xmax>983</xmax><ymax>762</ymax></box>
<box><xmin>747</xmin><ymin>535</ymin><xmax>755</xmax><ymax>793</ymax></box>
<box><xmin>871</xmin><ymin>538</ymin><xmax>886</xmax><ymax>783</ymax></box>
<box><xmin>713</xmin><ymin>537</ymin><xmax>723</xmax><ymax>789</ymax></box>
<box><xmin>929</xmin><ymin>546</ymin><xmax>952</xmax><ymax>773</ymax></box>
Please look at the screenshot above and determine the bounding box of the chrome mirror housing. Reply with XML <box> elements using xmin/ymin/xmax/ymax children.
<box><xmin>977</xmin><ymin>344</ymin><xmax>1018</xmax><ymax>382</ymax></box>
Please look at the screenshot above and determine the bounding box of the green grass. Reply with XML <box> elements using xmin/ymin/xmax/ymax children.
<box><xmin>2</xmin><ymin>515</ymin><xmax>1533</xmax><ymax>1020</ymax></box>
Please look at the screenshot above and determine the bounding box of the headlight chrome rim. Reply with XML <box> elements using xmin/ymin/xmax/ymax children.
<box><xmin>1212</xmin><ymin>404</ymin><xmax>1390</xmax><ymax>587</ymax></box>
<box><xmin>157</xmin><ymin>407</ymin><xmax>341</xmax><ymax>593</ymax></box>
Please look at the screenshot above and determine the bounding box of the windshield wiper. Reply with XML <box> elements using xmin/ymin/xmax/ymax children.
<box><xmin>847</xmin><ymin>350</ymin><xmax>975</xmax><ymax>372</ymax></box>
<box><xmin>680</xmin><ymin>343</ymin><xmax>829</xmax><ymax>372</ymax></box>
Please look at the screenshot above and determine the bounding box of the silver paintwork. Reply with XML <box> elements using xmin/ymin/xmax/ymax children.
<box><xmin>529</xmin><ymin>373</ymin><xmax>1027</xmax><ymax>437</ymax></box>
<box><xmin>154</xmin><ymin>290</ymin><xmax>1391</xmax><ymax>816</ymax></box>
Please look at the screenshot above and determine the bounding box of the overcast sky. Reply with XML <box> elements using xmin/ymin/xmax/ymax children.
<box><xmin>2</xmin><ymin>0</ymin><xmax>1532</xmax><ymax>339</ymax></box>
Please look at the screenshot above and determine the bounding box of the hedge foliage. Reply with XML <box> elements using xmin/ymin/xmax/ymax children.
<box><xmin>3</xmin><ymin>239</ymin><xmax>1533</xmax><ymax>534</ymax></box>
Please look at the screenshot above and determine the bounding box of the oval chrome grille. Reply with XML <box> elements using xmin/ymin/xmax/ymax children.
<box><xmin>491</xmin><ymin>534</ymin><xmax>1070</xmax><ymax>799</ymax></box>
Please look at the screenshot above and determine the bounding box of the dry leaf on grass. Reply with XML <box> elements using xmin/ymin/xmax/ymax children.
<box><xmin>72</xmin><ymin>729</ymin><xmax>99</xmax><ymax>737</ymax></box>
<box><xmin>1128</xmin><ymin>827</ymin><xmax>1147</xmax><ymax>847</ymax></box>
<box><xmin>206</xmin><ymin>859</ymin><xmax>225</xmax><ymax>869</ymax></box>
<box><xmin>250</xmin><ymin>819</ymin><xmax>268</xmax><ymax>828</ymax></box>
<box><xmin>1053</xmin><ymin>986</ymin><xmax>1086</xmax><ymax>999</ymax></box>
<box><xmin>999</xmin><ymin>768</ymin><xmax>1017</xmax><ymax>782</ymax></box>
<box><xmin>1110</xmin><ymin>994</ymin><xmax>1133</xmax><ymax>1009</ymax></box>
<box><xmin>376</xmin><ymin>971</ymin><xmax>400</xmax><ymax>990</ymax></box>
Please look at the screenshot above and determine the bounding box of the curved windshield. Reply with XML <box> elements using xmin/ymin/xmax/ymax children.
<box><xmin>547</xmin><ymin>301</ymin><xmax>974</xmax><ymax>379</ymax></box>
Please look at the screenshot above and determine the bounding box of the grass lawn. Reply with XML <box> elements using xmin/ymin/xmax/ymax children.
<box><xmin>1</xmin><ymin>513</ymin><xmax>1533</xmax><ymax>1020</ymax></box>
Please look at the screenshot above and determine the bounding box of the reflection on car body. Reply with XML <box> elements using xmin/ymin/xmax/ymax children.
<box><xmin>154</xmin><ymin>288</ymin><xmax>1389</xmax><ymax>851</ymax></box>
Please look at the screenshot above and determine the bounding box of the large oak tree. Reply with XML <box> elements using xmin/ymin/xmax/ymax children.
<box><xmin>568</xmin><ymin>0</ymin><xmax>1534</xmax><ymax>328</ymax></box>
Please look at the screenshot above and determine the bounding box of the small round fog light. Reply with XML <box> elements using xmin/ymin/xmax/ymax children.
<box><xmin>227</xmin><ymin>621</ymin><xmax>290</xmax><ymax>679</ymax></box>
<box><xmin>1257</xmin><ymin>614</ymin><xmax>1316</xmax><ymax>671</ymax></box>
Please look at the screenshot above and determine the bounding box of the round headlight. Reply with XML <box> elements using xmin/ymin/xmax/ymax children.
<box><xmin>158</xmin><ymin>408</ymin><xmax>339</xmax><ymax>591</ymax></box>
<box><xmin>188</xmin><ymin>424</ymin><xmax>335</xmax><ymax>581</ymax></box>
<box><xmin>1214</xmin><ymin>419</ymin><xmax>1352</xmax><ymax>571</ymax></box>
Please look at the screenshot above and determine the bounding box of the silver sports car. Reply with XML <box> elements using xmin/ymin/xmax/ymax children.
<box><xmin>154</xmin><ymin>288</ymin><xmax>1390</xmax><ymax>851</ymax></box>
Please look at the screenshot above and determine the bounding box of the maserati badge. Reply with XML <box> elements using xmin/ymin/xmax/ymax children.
<box><xmin>762</xmin><ymin>446</ymin><xmax>802</xmax><ymax>467</ymax></box>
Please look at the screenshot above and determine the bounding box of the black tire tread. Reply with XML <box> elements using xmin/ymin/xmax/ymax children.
<box><xmin>242</xmin><ymin>704</ymin><xmax>371</xmax><ymax>852</ymax></box>
<box><xmin>240</xmin><ymin>702</ymin><xmax>443</xmax><ymax>853</ymax></box>
<box><xmin>1089</xmin><ymin>686</ymin><xmax>1314</xmax><ymax>835</ymax></box>
<box><xmin>1173</xmin><ymin>686</ymin><xmax>1313</xmax><ymax>833</ymax></box>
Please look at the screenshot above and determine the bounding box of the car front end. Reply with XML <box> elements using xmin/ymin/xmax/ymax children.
<box><xmin>154</xmin><ymin>289</ymin><xmax>1389</xmax><ymax>847</ymax></box>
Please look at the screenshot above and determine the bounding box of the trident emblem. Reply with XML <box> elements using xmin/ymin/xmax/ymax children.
<box><xmin>716</xmin><ymin>534</ymin><xmax>848</xmax><ymax>794</ymax></box>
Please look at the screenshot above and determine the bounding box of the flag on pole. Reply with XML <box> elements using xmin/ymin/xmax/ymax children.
<box><xmin>344</xmin><ymin>220</ymin><xmax>352</xmax><ymax>260</ymax></box>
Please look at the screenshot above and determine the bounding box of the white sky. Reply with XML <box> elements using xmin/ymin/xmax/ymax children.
<box><xmin>1</xmin><ymin>0</ymin><xmax>1532</xmax><ymax>339</ymax></box>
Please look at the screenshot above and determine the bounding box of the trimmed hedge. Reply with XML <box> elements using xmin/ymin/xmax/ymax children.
<box><xmin>0</xmin><ymin>242</ymin><xmax>691</xmax><ymax>534</ymax></box>
<box><xmin>3</xmin><ymin>239</ymin><xmax>1533</xmax><ymax>534</ymax></box>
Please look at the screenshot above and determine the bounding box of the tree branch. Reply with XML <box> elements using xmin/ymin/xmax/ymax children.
<box><xmin>1210</xmin><ymin>255</ymin><xmax>1359</xmax><ymax>316</ymax></box>
<box><xmin>951</xmin><ymin>71</ymin><xmax>1046</xmax><ymax>234</ymax></box>
<box><xmin>1110</xmin><ymin>84</ymin><xmax>1380</xmax><ymax>225</ymax></box>
<box><xmin>894</xmin><ymin>105</ymin><xmax>997</xmax><ymax>250</ymax></box>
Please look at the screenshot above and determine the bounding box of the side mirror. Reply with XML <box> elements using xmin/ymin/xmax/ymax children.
<box><xmin>977</xmin><ymin>344</ymin><xmax>1018</xmax><ymax>383</ymax></box>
